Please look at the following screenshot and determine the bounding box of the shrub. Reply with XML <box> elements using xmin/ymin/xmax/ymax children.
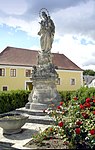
<box><xmin>72</xmin><ymin>87</ymin><xmax>95</xmax><ymax>101</ymax></box>
<box><xmin>35</xmin><ymin>87</ymin><xmax>95</xmax><ymax>149</ymax></box>
<box><xmin>59</xmin><ymin>91</ymin><xmax>74</xmax><ymax>106</ymax></box>
<box><xmin>0</xmin><ymin>90</ymin><xmax>30</xmax><ymax>113</ymax></box>
<box><xmin>47</xmin><ymin>95</ymin><xmax>95</xmax><ymax>149</ymax></box>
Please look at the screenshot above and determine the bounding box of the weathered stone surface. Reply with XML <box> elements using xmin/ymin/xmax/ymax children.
<box><xmin>0</xmin><ymin>113</ymin><xmax>28</xmax><ymax>135</ymax></box>
<box><xmin>25</xmin><ymin>53</ymin><xmax>61</xmax><ymax>110</ymax></box>
<box><xmin>25</xmin><ymin>9</ymin><xmax>61</xmax><ymax>110</ymax></box>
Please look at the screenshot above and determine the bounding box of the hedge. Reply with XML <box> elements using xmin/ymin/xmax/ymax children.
<box><xmin>0</xmin><ymin>87</ymin><xmax>95</xmax><ymax>114</ymax></box>
<box><xmin>0</xmin><ymin>90</ymin><xmax>30</xmax><ymax>114</ymax></box>
<box><xmin>71</xmin><ymin>87</ymin><xmax>95</xmax><ymax>103</ymax></box>
<box><xmin>59</xmin><ymin>90</ymin><xmax>74</xmax><ymax>105</ymax></box>
<box><xmin>59</xmin><ymin>87</ymin><xmax>95</xmax><ymax>105</ymax></box>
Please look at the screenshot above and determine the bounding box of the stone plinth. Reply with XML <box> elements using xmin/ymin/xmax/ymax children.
<box><xmin>25</xmin><ymin>79</ymin><xmax>61</xmax><ymax>110</ymax></box>
<box><xmin>25</xmin><ymin>47</ymin><xmax>61</xmax><ymax>110</ymax></box>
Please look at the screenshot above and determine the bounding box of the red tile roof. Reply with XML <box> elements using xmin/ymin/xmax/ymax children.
<box><xmin>0</xmin><ymin>46</ymin><xmax>83</xmax><ymax>71</ymax></box>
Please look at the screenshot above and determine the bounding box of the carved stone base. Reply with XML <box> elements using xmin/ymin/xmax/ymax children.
<box><xmin>25</xmin><ymin>50</ymin><xmax>61</xmax><ymax>110</ymax></box>
<box><xmin>25</xmin><ymin>80</ymin><xmax>61</xmax><ymax>110</ymax></box>
<box><xmin>29</xmin><ymin>103</ymin><xmax>47</xmax><ymax>110</ymax></box>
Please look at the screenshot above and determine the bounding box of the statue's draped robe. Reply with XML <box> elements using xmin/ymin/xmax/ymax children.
<box><xmin>38</xmin><ymin>18</ymin><xmax>55</xmax><ymax>52</ymax></box>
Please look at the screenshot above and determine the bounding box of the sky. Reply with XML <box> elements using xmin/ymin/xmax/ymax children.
<box><xmin>0</xmin><ymin>0</ymin><xmax>95</xmax><ymax>70</ymax></box>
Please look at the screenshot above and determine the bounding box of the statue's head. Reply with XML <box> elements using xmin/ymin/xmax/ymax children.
<box><xmin>42</xmin><ymin>11</ymin><xmax>47</xmax><ymax>19</ymax></box>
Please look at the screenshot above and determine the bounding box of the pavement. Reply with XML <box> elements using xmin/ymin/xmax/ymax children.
<box><xmin>0</xmin><ymin>107</ymin><xmax>54</xmax><ymax>150</ymax></box>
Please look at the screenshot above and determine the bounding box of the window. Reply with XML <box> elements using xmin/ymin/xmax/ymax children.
<box><xmin>10</xmin><ymin>69</ymin><xmax>16</xmax><ymax>77</ymax></box>
<box><xmin>0</xmin><ymin>68</ymin><xmax>5</xmax><ymax>76</ymax></box>
<box><xmin>2</xmin><ymin>86</ymin><xmax>7</xmax><ymax>91</ymax></box>
<box><xmin>70</xmin><ymin>78</ymin><xmax>75</xmax><ymax>85</ymax></box>
<box><xmin>26</xmin><ymin>69</ymin><xmax>31</xmax><ymax>77</ymax></box>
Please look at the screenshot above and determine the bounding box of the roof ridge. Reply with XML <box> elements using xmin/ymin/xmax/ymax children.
<box><xmin>0</xmin><ymin>46</ymin><xmax>83</xmax><ymax>71</ymax></box>
<box><xmin>6</xmin><ymin>46</ymin><xmax>39</xmax><ymax>52</ymax></box>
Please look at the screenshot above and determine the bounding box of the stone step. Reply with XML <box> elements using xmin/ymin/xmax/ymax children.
<box><xmin>11</xmin><ymin>107</ymin><xmax>55</xmax><ymax>125</ymax></box>
<box><xmin>0</xmin><ymin>141</ymin><xmax>20</xmax><ymax>150</ymax></box>
<box><xmin>16</xmin><ymin>107</ymin><xmax>46</xmax><ymax>116</ymax></box>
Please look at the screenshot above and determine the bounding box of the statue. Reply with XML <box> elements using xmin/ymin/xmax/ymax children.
<box><xmin>38</xmin><ymin>8</ymin><xmax>55</xmax><ymax>53</ymax></box>
<box><xmin>25</xmin><ymin>8</ymin><xmax>61</xmax><ymax>110</ymax></box>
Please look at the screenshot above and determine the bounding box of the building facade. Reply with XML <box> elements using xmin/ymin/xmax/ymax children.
<box><xmin>0</xmin><ymin>47</ymin><xmax>83</xmax><ymax>91</ymax></box>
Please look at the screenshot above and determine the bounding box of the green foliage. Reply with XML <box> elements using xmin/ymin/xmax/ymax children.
<box><xmin>33</xmin><ymin>87</ymin><xmax>95</xmax><ymax>149</ymax></box>
<box><xmin>59</xmin><ymin>91</ymin><xmax>74</xmax><ymax>106</ymax></box>
<box><xmin>47</xmin><ymin>88</ymin><xmax>95</xmax><ymax>149</ymax></box>
<box><xmin>83</xmin><ymin>69</ymin><xmax>95</xmax><ymax>76</ymax></box>
<box><xmin>0</xmin><ymin>90</ymin><xmax>30</xmax><ymax>113</ymax></box>
<box><xmin>32</xmin><ymin>126</ymin><xmax>57</xmax><ymax>145</ymax></box>
<box><xmin>72</xmin><ymin>87</ymin><xmax>95</xmax><ymax>102</ymax></box>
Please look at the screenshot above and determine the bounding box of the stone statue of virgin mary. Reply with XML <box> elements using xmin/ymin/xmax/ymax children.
<box><xmin>38</xmin><ymin>8</ymin><xmax>55</xmax><ymax>53</ymax></box>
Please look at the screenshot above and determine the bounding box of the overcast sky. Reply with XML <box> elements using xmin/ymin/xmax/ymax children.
<box><xmin>0</xmin><ymin>0</ymin><xmax>95</xmax><ymax>70</ymax></box>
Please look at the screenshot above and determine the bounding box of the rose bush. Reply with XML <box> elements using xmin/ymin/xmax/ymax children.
<box><xmin>32</xmin><ymin>87</ymin><xmax>95</xmax><ymax>149</ymax></box>
<box><xmin>47</xmin><ymin>96</ymin><xmax>95</xmax><ymax>149</ymax></box>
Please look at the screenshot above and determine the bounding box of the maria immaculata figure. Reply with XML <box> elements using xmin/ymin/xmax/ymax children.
<box><xmin>38</xmin><ymin>8</ymin><xmax>55</xmax><ymax>53</ymax></box>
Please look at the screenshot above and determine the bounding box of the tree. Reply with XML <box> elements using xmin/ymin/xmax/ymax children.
<box><xmin>83</xmin><ymin>69</ymin><xmax>95</xmax><ymax>76</ymax></box>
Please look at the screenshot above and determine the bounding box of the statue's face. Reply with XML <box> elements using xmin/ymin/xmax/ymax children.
<box><xmin>42</xmin><ymin>15</ymin><xmax>46</xmax><ymax>19</ymax></box>
<box><xmin>42</xmin><ymin>12</ymin><xmax>47</xmax><ymax>20</ymax></box>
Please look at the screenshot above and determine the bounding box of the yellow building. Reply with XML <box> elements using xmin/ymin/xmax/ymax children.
<box><xmin>0</xmin><ymin>46</ymin><xmax>83</xmax><ymax>91</ymax></box>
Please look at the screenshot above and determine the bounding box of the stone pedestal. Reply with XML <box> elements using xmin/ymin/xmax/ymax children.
<box><xmin>26</xmin><ymin>79</ymin><xmax>61</xmax><ymax>110</ymax></box>
<box><xmin>25</xmin><ymin>51</ymin><xmax>61</xmax><ymax>110</ymax></box>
